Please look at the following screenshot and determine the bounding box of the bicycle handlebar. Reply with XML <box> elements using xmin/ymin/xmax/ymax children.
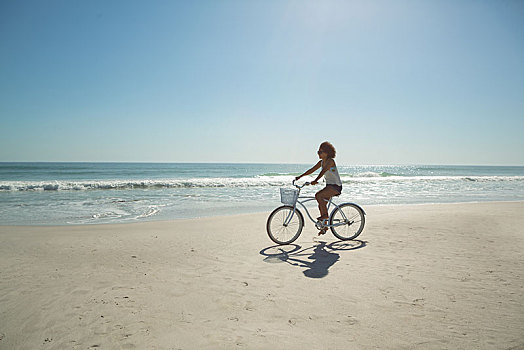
<box><xmin>292</xmin><ymin>180</ymin><xmax>311</xmax><ymax>189</ymax></box>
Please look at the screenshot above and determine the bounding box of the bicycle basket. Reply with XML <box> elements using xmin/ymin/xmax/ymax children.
<box><xmin>280</xmin><ymin>188</ymin><xmax>299</xmax><ymax>205</ymax></box>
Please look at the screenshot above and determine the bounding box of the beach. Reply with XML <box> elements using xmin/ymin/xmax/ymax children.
<box><xmin>1</xmin><ymin>201</ymin><xmax>523</xmax><ymax>349</ymax></box>
<box><xmin>3</xmin><ymin>0</ymin><xmax>524</xmax><ymax>348</ymax></box>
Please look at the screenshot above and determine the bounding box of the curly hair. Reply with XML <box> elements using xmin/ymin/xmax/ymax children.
<box><xmin>319</xmin><ymin>141</ymin><xmax>336</xmax><ymax>158</ymax></box>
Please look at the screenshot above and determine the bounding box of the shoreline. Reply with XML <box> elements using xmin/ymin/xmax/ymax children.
<box><xmin>2</xmin><ymin>199</ymin><xmax>524</xmax><ymax>228</ymax></box>
<box><xmin>1</xmin><ymin>201</ymin><xmax>523</xmax><ymax>349</ymax></box>
<box><xmin>2</xmin><ymin>162</ymin><xmax>523</xmax><ymax>227</ymax></box>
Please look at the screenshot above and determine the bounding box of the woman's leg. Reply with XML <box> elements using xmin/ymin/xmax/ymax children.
<box><xmin>315</xmin><ymin>186</ymin><xmax>340</xmax><ymax>219</ymax></box>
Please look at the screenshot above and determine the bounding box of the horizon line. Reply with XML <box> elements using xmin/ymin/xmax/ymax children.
<box><xmin>1</xmin><ymin>161</ymin><xmax>523</xmax><ymax>167</ymax></box>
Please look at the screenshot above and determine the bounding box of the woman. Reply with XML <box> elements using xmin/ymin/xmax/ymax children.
<box><xmin>295</xmin><ymin>141</ymin><xmax>343</xmax><ymax>235</ymax></box>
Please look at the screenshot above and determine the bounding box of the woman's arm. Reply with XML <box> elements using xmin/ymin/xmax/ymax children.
<box><xmin>295</xmin><ymin>161</ymin><xmax>322</xmax><ymax>180</ymax></box>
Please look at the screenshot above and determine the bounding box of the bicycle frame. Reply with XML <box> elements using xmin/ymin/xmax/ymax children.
<box><xmin>283</xmin><ymin>183</ymin><xmax>356</xmax><ymax>229</ymax></box>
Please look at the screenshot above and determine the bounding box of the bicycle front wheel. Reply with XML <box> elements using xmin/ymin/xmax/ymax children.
<box><xmin>329</xmin><ymin>203</ymin><xmax>365</xmax><ymax>240</ymax></box>
<box><xmin>266</xmin><ymin>206</ymin><xmax>304</xmax><ymax>245</ymax></box>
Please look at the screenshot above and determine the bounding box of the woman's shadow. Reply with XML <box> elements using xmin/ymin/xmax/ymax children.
<box><xmin>260</xmin><ymin>240</ymin><xmax>367</xmax><ymax>278</ymax></box>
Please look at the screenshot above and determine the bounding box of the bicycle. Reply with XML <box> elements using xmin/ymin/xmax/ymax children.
<box><xmin>266</xmin><ymin>180</ymin><xmax>366</xmax><ymax>245</ymax></box>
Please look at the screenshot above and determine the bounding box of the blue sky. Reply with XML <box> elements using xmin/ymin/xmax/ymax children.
<box><xmin>1</xmin><ymin>0</ymin><xmax>523</xmax><ymax>165</ymax></box>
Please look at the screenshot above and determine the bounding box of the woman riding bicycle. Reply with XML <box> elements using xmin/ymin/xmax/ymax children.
<box><xmin>295</xmin><ymin>141</ymin><xmax>343</xmax><ymax>235</ymax></box>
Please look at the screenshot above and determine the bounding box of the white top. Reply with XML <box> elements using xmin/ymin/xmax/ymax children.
<box><xmin>322</xmin><ymin>160</ymin><xmax>342</xmax><ymax>186</ymax></box>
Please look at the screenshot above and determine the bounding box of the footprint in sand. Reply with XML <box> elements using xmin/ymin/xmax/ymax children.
<box><xmin>244</xmin><ymin>302</ymin><xmax>255</xmax><ymax>311</ymax></box>
<box><xmin>344</xmin><ymin>315</ymin><xmax>359</xmax><ymax>325</ymax></box>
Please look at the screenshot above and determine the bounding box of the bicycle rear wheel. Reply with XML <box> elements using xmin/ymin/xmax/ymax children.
<box><xmin>329</xmin><ymin>203</ymin><xmax>365</xmax><ymax>240</ymax></box>
<box><xmin>266</xmin><ymin>206</ymin><xmax>304</xmax><ymax>245</ymax></box>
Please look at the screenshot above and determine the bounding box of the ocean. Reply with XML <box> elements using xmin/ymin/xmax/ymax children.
<box><xmin>1</xmin><ymin>162</ymin><xmax>523</xmax><ymax>225</ymax></box>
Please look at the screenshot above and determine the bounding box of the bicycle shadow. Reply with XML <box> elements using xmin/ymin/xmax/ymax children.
<box><xmin>259</xmin><ymin>240</ymin><xmax>367</xmax><ymax>279</ymax></box>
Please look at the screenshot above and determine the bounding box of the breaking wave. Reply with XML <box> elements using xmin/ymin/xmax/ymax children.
<box><xmin>1</xmin><ymin>175</ymin><xmax>523</xmax><ymax>192</ymax></box>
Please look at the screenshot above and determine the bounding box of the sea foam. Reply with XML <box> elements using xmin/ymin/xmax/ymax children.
<box><xmin>1</xmin><ymin>175</ymin><xmax>523</xmax><ymax>191</ymax></box>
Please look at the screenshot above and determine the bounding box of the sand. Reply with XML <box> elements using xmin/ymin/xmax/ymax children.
<box><xmin>1</xmin><ymin>202</ymin><xmax>523</xmax><ymax>349</ymax></box>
